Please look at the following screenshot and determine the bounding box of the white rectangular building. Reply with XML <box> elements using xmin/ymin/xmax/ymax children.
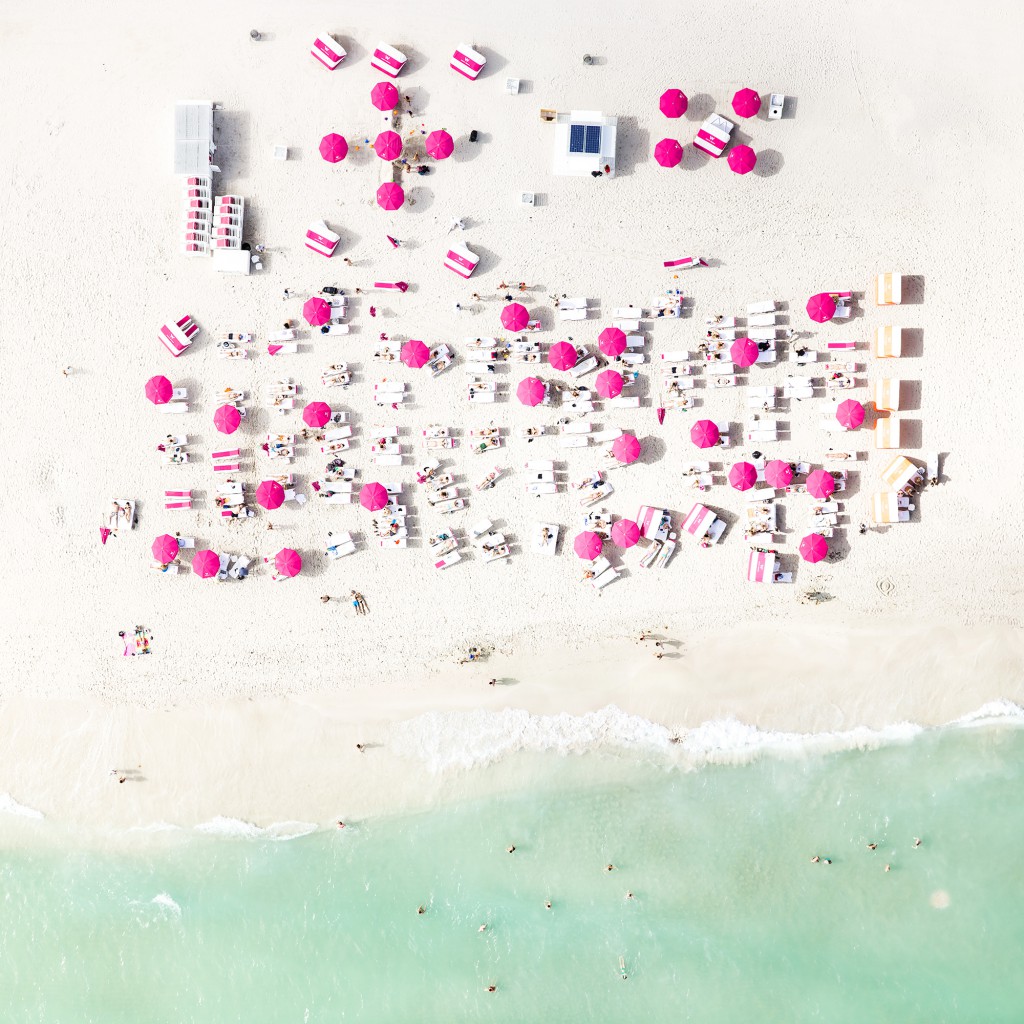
<box><xmin>174</xmin><ymin>101</ymin><xmax>218</xmax><ymax>176</ymax></box>
<box><xmin>552</xmin><ymin>110</ymin><xmax>617</xmax><ymax>177</ymax></box>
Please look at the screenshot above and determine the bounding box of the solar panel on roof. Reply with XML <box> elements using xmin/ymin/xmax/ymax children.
<box><xmin>584</xmin><ymin>125</ymin><xmax>602</xmax><ymax>154</ymax></box>
<box><xmin>569</xmin><ymin>124</ymin><xmax>585</xmax><ymax>153</ymax></box>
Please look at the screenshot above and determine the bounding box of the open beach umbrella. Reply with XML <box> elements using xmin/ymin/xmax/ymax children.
<box><xmin>764</xmin><ymin>459</ymin><xmax>794</xmax><ymax>488</ymax></box>
<box><xmin>690</xmin><ymin>419</ymin><xmax>720</xmax><ymax>448</ymax></box>
<box><xmin>501</xmin><ymin>302</ymin><xmax>530</xmax><ymax>332</ymax></box>
<box><xmin>806</xmin><ymin>292</ymin><xmax>837</xmax><ymax>323</ymax></box>
<box><xmin>548</xmin><ymin>341</ymin><xmax>578</xmax><ymax>371</ymax></box>
<box><xmin>729</xmin><ymin>461</ymin><xmax>758</xmax><ymax>491</ymax></box>
<box><xmin>598</xmin><ymin>326</ymin><xmax>627</xmax><ymax>357</ymax></box>
<box><xmin>376</xmin><ymin>182</ymin><xmax>405</xmax><ymax>210</ymax></box>
<box><xmin>359</xmin><ymin>482</ymin><xmax>389</xmax><ymax>512</ymax></box>
<box><xmin>728</xmin><ymin>144</ymin><xmax>757</xmax><ymax>175</ymax></box>
<box><xmin>612</xmin><ymin>433</ymin><xmax>642</xmax><ymax>464</ymax></box>
<box><xmin>806</xmin><ymin>469</ymin><xmax>836</xmax><ymax>500</ymax></box>
<box><xmin>274</xmin><ymin>548</ymin><xmax>302</xmax><ymax>578</ymax></box>
<box><xmin>151</xmin><ymin>534</ymin><xmax>179</xmax><ymax>563</ymax></box>
<box><xmin>516</xmin><ymin>376</ymin><xmax>546</xmax><ymax>407</ymax></box>
<box><xmin>574</xmin><ymin>531</ymin><xmax>603</xmax><ymax>560</ymax></box>
<box><xmin>425</xmin><ymin>129</ymin><xmax>454</xmax><ymax>159</ymax></box>
<box><xmin>799</xmin><ymin>533</ymin><xmax>829</xmax><ymax>563</ymax></box>
<box><xmin>400</xmin><ymin>339</ymin><xmax>431</xmax><ymax>368</ymax></box>
<box><xmin>611</xmin><ymin>519</ymin><xmax>641</xmax><ymax>548</ymax></box>
<box><xmin>145</xmin><ymin>375</ymin><xmax>173</xmax><ymax>405</ymax></box>
<box><xmin>595</xmin><ymin>369</ymin><xmax>624</xmax><ymax>399</ymax></box>
<box><xmin>302</xmin><ymin>401</ymin><xmax>332</xmax><ymax>428</ymax></box>
<box><xmin>213</xmin><ymin>404</ymin><xmax>241</xmax><ymax>434</ymax></box>
<box><xmin>730</xmin><ymin>337</ymin><xmax>759</xmax><ymax>367</ymax></box>
<box><xmin>654</xmin><ymin>138</ymin><xmax>684</xmax><ymax>168</ymax></box>
<box><xmin>191</xmin><ymin>549</ymin><xmax>219</xmax><ymax>579</ymax></box>
<box><xmin>303</xmin><ymin>297</ymin><xmax>332</xmax><ymax>327</ymax></box>
<box><xmin>319</xmin><ymin>133</ymin><xmax>348</xmax><ymax>163</ymax></box>
<box><xmin>732</xmin><ymin>88</ymin><xmax>762</xmax><ymax>118</ymax></box>
<box><xmin>660</xmin><ymin>88</ymin><xmax>688</xmax><ymax>118</ymax></box>
<box><xmin>256</xmin><ymin>480</ymin><xmax>285</xmax><ymax>510</ymax></box>
<box><xmin>373</xmin><ymin>130</ymin><xmax>402</xmax><ymax>160</ymax></box>
<box><xmin>836</xmin><ymin>398</ymin><xmax>866</xmax><ymax>430</ymax></box>
<box><xmin>370</xmin><ymin>81</ymin><xmax>400</xmax><ymax>111</ymax></box>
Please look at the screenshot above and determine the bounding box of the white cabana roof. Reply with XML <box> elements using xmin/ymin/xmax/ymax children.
<box><xmin>552</xmin><ymin>110</ymin><xmax>617</xmax><ymax>177</ymax></box>
<box><xmin>174</xmin><ymin>101</ymin><xmax>216</xmax><ymax>176</ymax></box>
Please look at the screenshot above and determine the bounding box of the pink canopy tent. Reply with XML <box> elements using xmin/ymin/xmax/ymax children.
<box><xmin>145</xmin><ymin>375</ymin><xmax>173</xmax><ymax>405</ymax></box>
<box><xmin>836</xmin><ymin>399</ymin><xmax>866</xmax><ymax>430</ymax></box>
<box><xmin>501</xmin><ymin>302</ymin><xmax>530</xmax><ymax>332</ymax></box>
<box><xmin>806</xmin><ymin>292</ymin><xmax>837</xmax><ymax>323</ymax></box>
<box><xmin>598</xmin><ymin>326</ymin><xmax>627</xmax><ymax>357</ymax></box>
<box><xmin>192</xmin><ymin>549</ymin><xmax>220</xmax><ymax>579</ymax></box>
<box><xmin>319</xmin><ymin>133</ymin><xmax>348</xmax><ymax>163</ymax></box>
<box><xmin>659</xmin><ymin>88</ymin><xmax>688</xmax><ymax>118</ymax></box>
<box><xmin>612</xmin><ymin>433</ymin><xmax>641</xmax><ymax>464</ymax></box>
<box><xmin>303</xmin><ymin>297</ymin><xmax>332</xmax><ymax>326</ymax></box>
<box><xmin>376</xmin><ymin>182</ymin><xmax>405</xmax><ymax>210</ymax></box>
<box><xmin>302</xmin><ymin>401</ymin><xmax>332</xmax><ymax>428</ymax></box>
<box><xmin>611</xmin><ymin>519</ymin><xmax>640</xmax><ymax>548</ymax></box>
<box><xmin>274</xmin><ymin>548</ymin><xmax>302</xmax><ymax>578</ymax></box>
<box><xmin>690</xmin><ymin>419</ymin><xmax>720</xmax><ymax>448</ymax></box>
<box><xmin>359</xmin><ymin>482</ymin><xmax>389</xmax><ymax>511</ymax></box>
<box><xmin>213</xmin><ymin>404</ymin><xmax>241</xmax><ymax>434</ymax></box>
<box><xmin>516</xmin><ymin>376</ymin><xmax>546</xmax><ymax>407</ymax></box>
<box><xmin>799</xmin><ymin>533</ymin><xmax>829</xmax><ymax>563</ymax></box>
<box><xmin>728</xmin><ymin>461</ymin><xmax>757</xmax><ymax>491</ymax></box>
<box><xmin>654</xmin><ymin>138</ymin><xmax>684</xmax><ymax>168</ymax></box>
<box><xmin>732</xmin><ymin>88</ymin><xmax>762</xmax><ymax>118</ymax></box>
<box><xmin>764</xmin><ymin>459</ymin><xmax>794</xmax><ymax>488</ymax></box>
<box><xmin>425</xmin><ymin>129</ymin><xmax>454</xmax><ymax>159</ymax></box>
<box><xmin>806</xmin><ymin>469</ymin><xmax>836</xmax><ymax>500</ymax></box>
<box><xmin>400</xmin><ymin>339</ymin><xmax>431</xmax><ymax>368</ymax></box>
<box><xmin>548</xmin><ymin>341</ymin><xmax>578</xmax><ymax>371</ymax></box>
<box><xmin>574</xmin><ymin>531</ymin><xmax>603</xmax><ymax>560</ymax></box>
<box><xmin>256</xmin><ymin>480</ymin><xmax>286</xmax><ymax>510</ymax></box>
<box><xmin>151</xmin><ymin>534</ymin><xmax>179</xmax><ymax>563</ymax></box>
<box><xmin>370</xmin><ymin>81</ymin><xmax>400</xmax><ymax>111</ymax></box>
<box><xmin>730</xmin><ymin>337</ymin><xmax>759</xmax><ymax>367</ymax></box>
<box><xmin>373</xmin><ymin>130</ymin><xmax>402</xmax><ymax>160</ymax></box>
<box><xmin>728</xmin><ymin>145</ymin><xmax>757</xmax><ymax>175</ymax></box>
<box><xmin>595</xmin><ymin>369</ymin><xmax>624</xmax><ymax>399</ymax></box>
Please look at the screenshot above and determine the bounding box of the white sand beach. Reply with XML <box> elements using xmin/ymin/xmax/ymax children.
<box><xmin>1</xmin><ymin>0</ymin><xmax>1023</xmax><ymax>830</ymax></box>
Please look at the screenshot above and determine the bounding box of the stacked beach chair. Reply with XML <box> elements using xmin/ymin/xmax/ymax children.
<box><xmin>183</xmin><ymin>176</ymin><xmax>212</xmax><ymax>253</ymax></box>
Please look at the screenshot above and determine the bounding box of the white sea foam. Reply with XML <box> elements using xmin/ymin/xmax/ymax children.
<box><xmin>151</xmin><ymin>893</ymin><xmax>182</xmax><ymax>916</ymax></box>
<box><xmin>0</xmin><ymin>793</ymin><xmax>45</xmax><ymax>820</ymax></box>
<box><xmin>194</xmin><ymin>816</ymin><xmax>318</xmax><ymax>841</ymax></box>
<box><xmin>950</xmin><ymin>699</ymin><xmax>1024</xmax><ymax>727</ymax></box>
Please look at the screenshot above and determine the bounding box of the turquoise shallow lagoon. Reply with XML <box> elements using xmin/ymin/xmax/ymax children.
<box><xmin>2</xmin><ymin>723</ymin><xmax>1023</xmax><ymax>1023</ymax></box>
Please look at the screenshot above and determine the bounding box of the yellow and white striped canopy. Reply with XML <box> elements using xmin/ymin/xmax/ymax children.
<box><xmin>874</xmin><ymin>417</ymin><xmax>901</xmax><ymax>449</ymax></box>
<box><xmin>874</xmin><ymin>326</ymin><xmax>902</xmax><ymax>358</ymax></box>
<box><xmin>871</xmin><ymin>492</ymin><xmax>902</xmax><ymax>524</ymax></box>
<box><xmin>876</xmin><ymin>273</ymin><xmax>901</xmax><ymax>305</ymax></box>
<box><xmin>873</xmin><ymin>378</ymin><xmax>902</xmax><ymax>411</ymax></box>
<box><xmin>879</xmin><ymin>454</ymin><xmax>918</xmax><ymax>490</ymax></box>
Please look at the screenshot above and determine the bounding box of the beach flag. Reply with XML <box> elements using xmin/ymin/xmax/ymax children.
<box><xmin>99</xmin><ymin>527</ymin><xmax>111</xmax><ymax>545</ymax></box>
<box><xmin>664</xmin><ymin>257</ymin><xmax>707</xmax><ymax>269</ymax></box>
<box><xmin>386</xmin><ymin>235</ymin><xmax>400</xmax><ymax>248</ymax></box>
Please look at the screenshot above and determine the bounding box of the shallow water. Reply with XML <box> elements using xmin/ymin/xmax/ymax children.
<box><xmin>2</xmin><ymin>724</ymin><xmax>1023</xmax><ymax>1023</ymax></box>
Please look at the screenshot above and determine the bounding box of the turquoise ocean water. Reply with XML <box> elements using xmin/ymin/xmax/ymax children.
<box><xmin>2</xmin><ymin>722</ymin><xmax>1023</xmax><ymax>1023</ymax></box>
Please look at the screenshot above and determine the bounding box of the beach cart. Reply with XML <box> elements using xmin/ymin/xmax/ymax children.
<box><xmin>451</xmin><ymin>44</ymin><xmax>486</xmax><ymax>80</ymax></box>
<box><xmin>306</xmin><ymin>220</ymin><xmax>340</xmax><ymax>258</ymax></box>
<box><xmin>370</xmin><ymin>43</ymin><xmax>408</xmax><ymax>78</ymax></box>
<box><xmin>311</xmin><ymin>32</ymin><xmax>346</xmax><ymax>70</ymax></box>
<box><xmin>693</xmin><ymin>114</ymin><xmax>734</xmax><ymax>158</ymax></box>
<box><xmin>683</xmin><ymin>502</ymin><xmax>726</xmax><ymax>544</ymax></box>
<box><xmin>158</xmin><ymin>315</ymin><xmax>198</xmax><ymax>358</ymax></box>
<box><xmin>746</xmin><ymin>548</ymin><xmax>778</xmax><ymax>583</ymax></box>
<box><xmin>444</xmin><ymin>241</ymin><xmax>480</xmax><ymax>279</ymax></box>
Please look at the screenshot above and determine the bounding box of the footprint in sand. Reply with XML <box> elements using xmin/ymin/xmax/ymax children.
<box><xmin>876</xmin><ymin>577</ymin><xmax>897</xmax><ymax>597</ymax></box>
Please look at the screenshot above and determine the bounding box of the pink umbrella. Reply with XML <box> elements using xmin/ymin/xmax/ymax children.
<box><xmin>151</xmin><ymin>534</ymin><xmax>179</xmax><ymax>563</ymax></box>
<box><xmin>690</xmin><ymin>419</ymin><xmax>720</xmax><ymax>448</ymax></box>
<box><xmin>319</xmin><ymin>133</ymin><xmax>348</xmax><ymax>163</ymax></box>
<box><xmin>612</xmin><ymin>433</ymin><xmax>642</xmax><ymax>464</ymax></box>
<box><xmin>574</xmin><ymin>531</ymin><xmax>603</xmax><ymax>560</ymax></box>
<box><xmin>359</xmin><ymin>482</ymin><xmax>389</xmax><ymax>512</ymax></box>
<box><xmin>370</xmin><ymin>81</ymin><xmax>400</xmax><ymax>111</ymax></box>
<box><xmin>611</xmin><ymin>519</ymin><xmax>641</xmax><ymax>548</ymax></box>
<box><xmin>303</xmin><ymin>297</ymin><xmax>331</xmax><ymax>326</ymax></box>
<box><xmin>730</xmin><ymin>337</ymin><xmax>759</xmax><ymax>367</ymax></box>
<box><xmin>213</xmin><ymin>404</ymin><xmax>241</xmax><ymax>434</ymax></box>
<box><xmin>373</xmin><ymin>130</ymin><xmax>402</xmax><ymax>161</ymax></box>
<box><xmin>145</xmin><ymin>375</ymin><xmax>173</xmax><ymax>405</ymax></box>
<box><xmin>192</xmin><ymin>549</ymin><xmax>220</xmax><ymax>579</ymax></box>
<box><xmin>302</xmin><ymin>401</ymin><xmax>332</xmax><ymax>428</ymax></box>
<box><xmin>659</xmin><ymin>88</ymin><xmax>688</xmax><ymax>118</ymax></box>
<box><xmin>806</xmin><ymin>292</ymin><xmax>837</xmax><ymax>323</ymax></box>
<box><xmin>516</xmin><ymin>376</ymin><xmax>546</xmax><ymax>407</ymax></box>
<box><xmin>598</xmin><ymin>326</ymin><xmax>627</xmax><ymax>357</ymax></box>
<box><xmin>764</xmin><ymin>459</ymin><xmax>794</xmax><ymax>488</ymax></box>
<box><xmin>595</xmin><ymin>369</ymin><xmax>624</xmax><ymax>399</ymax></box>
<box><xmin>425</xmin><ymin>129</ymin><xmax>454</xmax><ymax>160</ymax></box>
<box><xmin>376</xmin><ymin>182</ymin><xmax>405</xmax><ymax>210</ymax></box>
<box><xmin>256</xmin><ymin>480</ymin><xmax>286</xmax><ymax>510</ymax></box>
<box><xmin>799</xmin><ymin>533</ymin><xmax>829</xmax><ymax>563</ymax></box>
<box><xmin>400</xmin><ymin>339</ymin><xmax>431</xmax><ymax>368</ymax></box>
<box><xmin>806</xmin><ymin>469</ymin><xmax>836</xmax><ymax>500</ymax></box>
<box><xmin>501</xmin><ymin>302</ymin><xmax>530</xmax><ymax>332</ymax></box>
<box><xmin>728</xmin><ymin>144</ymin><xmax>757</xmax><ymax>175</ymax></box>
<box><xmin>548</xmin><ymin>341</ymin><xmax>578</xmax><ymax>371</ymax></box>
<box><xmin>274</xmin><ymin>548</ymin><xmax>302</xmax><ymax>578</ymax></box>
<box><xmin>732</xmin><ymin>88</ymin><xmax>762</xmax><ymax>118</ymax></box>
<box><xmin>728</xmin><ymin>461</ymin><xmax>758</xmax><ymax>491</ymax></box>
<box><xmin>836</xmin><ymin>399</ymin><xmax>865</xmax><ymax>430</ymax></box>
<box><xmin>654</xmin><ymin>138</ymin><xmax>684</xmax><ymax>168</ymax></box>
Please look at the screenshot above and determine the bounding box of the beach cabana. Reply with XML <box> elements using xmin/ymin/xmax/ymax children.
<box><xmin>693</xmin><ymin>114</ymin><xmax>733</xmax><ymax>158</ymax></box>
<box><xmin>879</xmin><ymin>455</ymin><xmax>920</xmax><ymax>491</ymax></box>
<box><xmin>552</xmin><ymin>110</ymin><xmax>618</xmax><ymax>177</ymax></box>
<box><xmin>158</xmin><ymin>315</ymin><xmax>198</xmax><ymax>358</ymax></box>
<box><xmin>311</xmin><ymin>32</ymin><xmax>346</xmax><ymax>70</ymax></box>
<box><xmin>637</xmin><ymin>506</ymin><xmax>673</xmax><ymax>542</ymax></box>
<box><xmin>874</xmin><ymin>326</ymin><xmax>902</xmax><ymax>358</ymax></box>
<box><xmin>746</xmin><ymin>548</ymin><xmax>778</xmax><ymax>583</ymax></box>
<box><xmin>370</xmin><ymin>43</ymin><xmax>408</xmax><ymax>78</ymax></box>
<box><xmin>876</xmin><ymin>273</ymin><xmax>902</xmax><ymax>305</ymax></box>
<box><xmin>444</xmin><ymin>242</ymin><xmax>479</xmax><ymax>278</ymax></box>
<box><xmin>451</xmin><ymin>44</ymin><xmax>486</xmax><ymax>80</ymax></box>
<box><xmin>683</xmin><ymin>503</ymin><xmax>725</xmax><ymax>544</ymax></box>
<box><xmin>874</xmin><ymin>417</ymin><xmax>901</xmax><ymax>449</ymax></box>
<box><xmin>305</xmin><ymin>221</ymin><xmax>340</xmax><ymax>257</ymax></box>
<box><xmin>871</xmin><ymin>492</ymin><xmax>910</xmax><ymax>524</ymax></box>
<box><xmin>874</xmin><ymin>378</ymin><xmax>902</xmax><ymax>411</ymax></box>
